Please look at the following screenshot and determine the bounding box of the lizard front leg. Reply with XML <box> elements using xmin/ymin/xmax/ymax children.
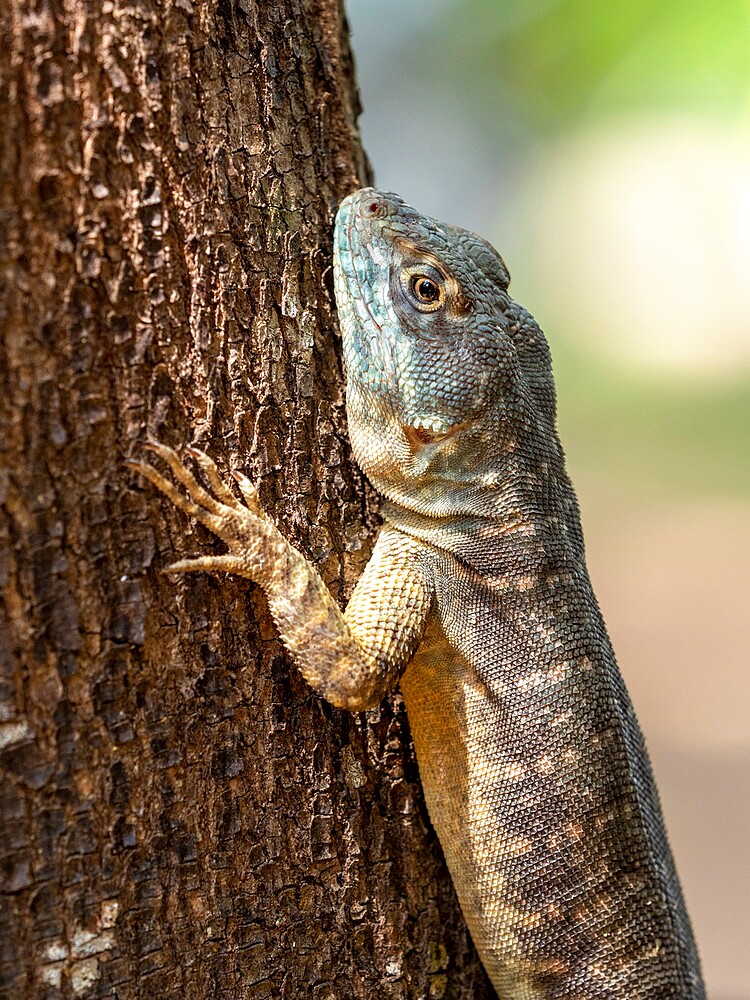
<box><xmin>129</xmin><ymin>443</ymin><xmax>434</xmax><ymax>710</ymax></box>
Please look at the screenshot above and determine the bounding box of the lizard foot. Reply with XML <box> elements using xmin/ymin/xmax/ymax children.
<box><xmin>126</xmin><ymin>442</ymin><xmax>281</xmax><ymax>581</ymax></box>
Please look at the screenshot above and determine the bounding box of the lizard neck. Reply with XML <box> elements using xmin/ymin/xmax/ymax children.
<box><xmin>380</xmin><ymin>453</ymin><xmax>586</xmax><ymax>581</ymax></box>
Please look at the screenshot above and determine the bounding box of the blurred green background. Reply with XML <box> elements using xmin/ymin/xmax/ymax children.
<box><xmin>345</xmin><ymin>1</ymin><xmax>750</xmax><ymax>996</ymax></box>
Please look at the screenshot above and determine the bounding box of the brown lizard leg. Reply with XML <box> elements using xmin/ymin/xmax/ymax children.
<box><xmin>129</xmin><ymin>445</ymin><xmax>434</xmax><ymax>710</ymax></box>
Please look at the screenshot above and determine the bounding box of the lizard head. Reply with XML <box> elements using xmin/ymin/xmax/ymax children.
<box><xmin>333</xmin><ymin>188</ymin><xmax>561</xmax><ymax>518</ymax></box>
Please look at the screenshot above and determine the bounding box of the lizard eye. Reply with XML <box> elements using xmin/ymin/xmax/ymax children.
<box><xmin>408</xmin><ymin>273</ymin><xmax>445</xmax><ymax>311</ymax></box>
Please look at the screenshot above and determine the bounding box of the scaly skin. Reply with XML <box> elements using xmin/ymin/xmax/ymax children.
<box><xmin>132</xmin><ymin>189</ymin><xmax>705</xmax><ymax>998</ymax></box>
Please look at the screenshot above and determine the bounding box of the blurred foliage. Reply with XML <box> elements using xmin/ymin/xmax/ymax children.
<box><xmin>551</xmin><ymin>341</ymin><xmax>750</xmax><ymax>502</ymax></box>
<box><xmin>432</xmin><ymin>0</ymin><xmax>750</xmax><ymax>129</ymax></box>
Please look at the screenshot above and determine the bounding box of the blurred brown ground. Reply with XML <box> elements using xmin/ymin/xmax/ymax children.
<box><xmin>581</xmin><ymin>490</ymin><xmax>749</xmax><ymax>1000</ymax></box>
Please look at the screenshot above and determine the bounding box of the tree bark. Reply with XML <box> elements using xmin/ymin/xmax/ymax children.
<box><xmin>0</xmin><ymin>0</ymin><xmax>494</xmax><ymax>996</ymax></box>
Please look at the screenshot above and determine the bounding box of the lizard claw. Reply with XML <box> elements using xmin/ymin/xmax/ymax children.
<box><xmin>163</xmin><ymin>554</ymin><xmax>252</xmax><ymax>576</ymax></box>
<box><xmin>126</xmin><ymin>456</ymin><xmax>222</xmax><ymax>533</ymax></box>
<box><xmin>184</xmin><ymin>446</ymin><xmax>244</xmax><ymax>510</ymax></box>
<box><xmin>127</xmin><ymin>441</ymin><xmax>271</xmax><ymax>548</ymax></box>
<box><xmin>141</xmin><ymin>441</ymin><xmax>228</xmax><ymax>518</ymax></box>
<box><xmin>232</xmin><ymin>470</ymin><xmax>269</xmax><ymax>521</ymax></box>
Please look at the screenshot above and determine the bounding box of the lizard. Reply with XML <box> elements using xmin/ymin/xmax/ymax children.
<box><xmin>131</xmin><ymin>188</ymin><xmax>706</xmax><ymax>998</ymax></box>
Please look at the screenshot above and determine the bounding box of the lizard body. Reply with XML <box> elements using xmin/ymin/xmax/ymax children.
<box><xmin>133</xmin><ymin>189</ymin><xmax>705</xmax><ymax>998</ymax></box>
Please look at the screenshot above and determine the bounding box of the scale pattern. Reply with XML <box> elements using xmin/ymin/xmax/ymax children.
<box><xmin>134</xmin><ymin>189</ymin><xmax>706</xmax><ymax>998</ymax></box>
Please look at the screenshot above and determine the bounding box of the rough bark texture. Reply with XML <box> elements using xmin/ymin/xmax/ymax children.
<box><xmin>0</xmin><ymin>1</ymin><xmax>494</xmax><ymax>997</ymax></box>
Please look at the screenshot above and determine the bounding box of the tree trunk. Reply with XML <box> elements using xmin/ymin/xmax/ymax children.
<box><xmin>0</xmin><ymin>1</ymin><xmax>493</xmax><ymax>996</ymax></box>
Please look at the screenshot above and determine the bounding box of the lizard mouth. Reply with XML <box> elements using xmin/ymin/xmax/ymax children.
<box><xmin>403</xmin><ymin>419</ymin><xmax>468</xmax><ymax>454</ymax></box>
